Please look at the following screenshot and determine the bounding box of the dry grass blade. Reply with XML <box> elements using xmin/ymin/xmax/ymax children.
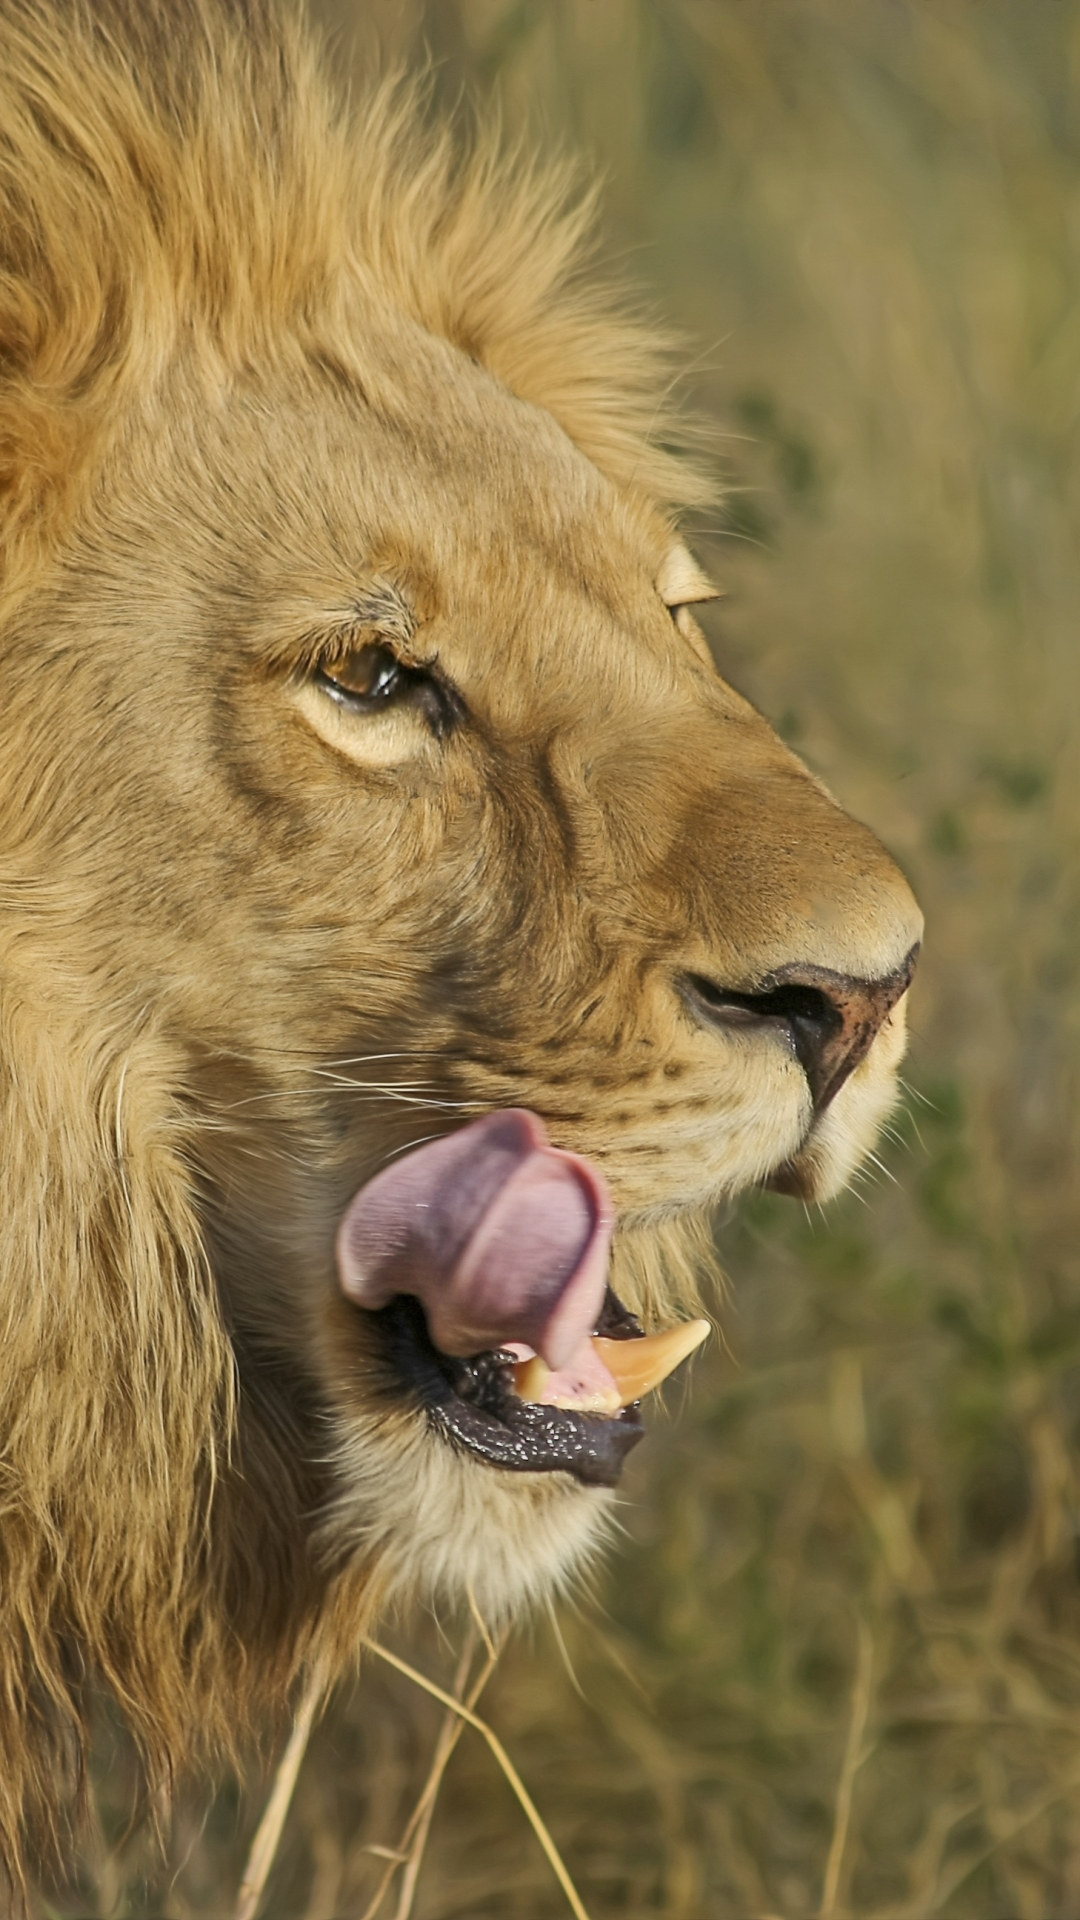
<box><xmin>234</xmin><ymin>1661</ymin><xmax>328</xmax><ymax>1920</ymax></box>
<box><xmin>358</xmin><ymin>1625</ymin><xmax>505</xmax><ymax>1920</ymax></box>
<box><xmin>818</xmin><ymin>1619</ymin><xmax>874</xmax><ymax>1918</ymax></box>
<box><xmin>391</xmin><ymin>1634</ymin><xmax>506</xmax><ymax>1920</ymax></box>
<box><xmin>930</xmin><ymin>1757</ymin><xmax>1080</xmax><ymax>1913</ymax></box>
<box><xmin>361</xmin><ymin>1636</ymin><xmax>593</xmax><ymax>1920</ymax></box>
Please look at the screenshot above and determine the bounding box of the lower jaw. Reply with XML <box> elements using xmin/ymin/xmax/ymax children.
<box><xmin>372</xmin><ymin>1293</ymin><xmax>646</xmax><ymax>1489</ymax></box>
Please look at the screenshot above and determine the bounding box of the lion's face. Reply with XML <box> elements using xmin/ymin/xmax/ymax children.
<box><xmin>0</xmin><ymin>12</ymin><xmax>933</xmax><ymax>1887</ymax></box>
<box><xmin>12</xmin><ymin>310</ymin><xmax>919</xmax><ymax>1616</ymax></box>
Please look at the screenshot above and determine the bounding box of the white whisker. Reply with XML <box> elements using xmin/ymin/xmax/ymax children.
<box><xmin>377</xmin><ymin>1131</ymin><xmax>448</xmax><ymax>1163</ymax></box>
<box><xmin>863</xmin><ymin>1149</ymin><xmax>899</xmax><ymax>1189</ymax></box>
<box><xmin>897</xmin><ymin>1076</ymin><xmax>942</xmax><ymax>1114</ymax></box>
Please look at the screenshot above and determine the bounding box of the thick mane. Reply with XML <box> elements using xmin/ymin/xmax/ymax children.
<box><xmin>0</xmin><ymin>0</ymin><xmax>706</xmax><ymax>589</ymax></box>
<box><xmin>0</xmin><ymin>997</ymin><xmax>235</xmax><ymax>1883</ymax></box>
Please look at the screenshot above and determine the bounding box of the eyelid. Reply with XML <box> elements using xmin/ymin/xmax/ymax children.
<box><xmin>656</xmin><ymin>544</ymin><xmax>720</xmax><ymax>609</ymax></box>
<box><xmin>313</xmin><ymin>629</ymin><xmax>421</xmax><ymax>673</ymax></box>
<box><xmin>290</xmin><ymin>581</ymin><xmax>419</xmax><ymax>675</ymax></box>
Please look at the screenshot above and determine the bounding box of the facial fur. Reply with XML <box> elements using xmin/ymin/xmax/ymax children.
<box><xmin>0</xmin><ymin>0</ymin><xmax>922</xmax><ymax>1892</ymax></box>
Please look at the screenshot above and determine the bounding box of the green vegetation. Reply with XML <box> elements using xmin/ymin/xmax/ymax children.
<box><xmin>64</xmin><ymin>3</ymin><xmax>1080</xmax><ymax>1913</ymax></box>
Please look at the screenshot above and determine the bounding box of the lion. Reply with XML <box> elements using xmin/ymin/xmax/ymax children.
<box><xmin>0</xmin><ymin>0</ymin><xmax>922</xmax><ymax>1895</ymax></box>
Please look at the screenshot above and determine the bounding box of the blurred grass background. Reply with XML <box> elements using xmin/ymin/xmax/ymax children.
<box><xmin>58</xmin><ymin>2</ymin><xmax>1080</xmax><ymax>1915</ymax></box>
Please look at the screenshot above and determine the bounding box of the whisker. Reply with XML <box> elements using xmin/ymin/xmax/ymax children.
<box><xmin>897</xmin><ymin>1076</ymin><xmax>942</xmax><ymax>1114</ymax></box>
<box><xmin>377</xmin><ymin>1130</ymin><xmax>449</xmax><ymax>1163</ymax></box>
<box><xmin>219</xmin><ymin>1086</ymin><xmax>478</xmax><ymax>1114</ymax></box>
<box><xmin>862</xmin><ymin>1149</ymin><xmax>899</xmax><ymax>1189</ymax></box>
<box><xmin>321</xmin><ymin>1051</ymin><xmax>456</xmax><ymax>1068</ymax></box>
<box><xmin>311</xmin><ymin>1082</ymin><xmax>479</xmax><ymax>1111</ymax></box>
<box><xmin>311</xmin><ymin>1072</ymin><xmax>478</xmax><ymax>1098</ymax></box>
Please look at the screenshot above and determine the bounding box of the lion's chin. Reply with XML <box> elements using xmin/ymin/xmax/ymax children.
<box><xmin>324</xmin><ymin>1401</ymin><xmax>619</xmax><ymax>1623</ymax></box>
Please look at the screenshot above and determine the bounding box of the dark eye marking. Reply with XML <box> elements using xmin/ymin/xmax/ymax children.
<box><xmin>314</xmin><ymin>640</ymin><xmax>461</xmax><ymax>738</ymax></box>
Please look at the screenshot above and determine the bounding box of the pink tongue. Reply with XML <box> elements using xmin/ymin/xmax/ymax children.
<box><xmin>335</xmin><ymin>1110</ymin><xmax>613</xmax><ymax>1369</ymax></box>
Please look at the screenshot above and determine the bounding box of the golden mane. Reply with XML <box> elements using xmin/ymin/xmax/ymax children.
<box><xmin>0</xmin><ymin>0</ymin><xmax>706</xmax><ymax>592</ymax></box>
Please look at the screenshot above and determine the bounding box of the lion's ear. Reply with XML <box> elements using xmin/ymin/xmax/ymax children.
<box><xmin>0</xmin><ymin>283</ymin><xmax>142</xmax><ymax>590</ymax></box>
<box><xmin>0</xmin><ymin>343</ymin><xmax>110</xmax><ymax>588</ymax></box>
<box><xmin>0</xmin><ymin>3</ymin><xmax>160</xmax><ymax>579</ymax></box>
<box><xmin>0</xmin><ymin>381</ymin><xmax>78</xmax><ymax>578</ymax></box>
<box><xmin>0</xmin><ymin>268</ymin><xmax>53</xmax><ymax>566</ymax></box>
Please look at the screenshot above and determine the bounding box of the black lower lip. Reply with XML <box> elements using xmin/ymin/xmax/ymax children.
<box><xmin>372</xmin><ymin>1291</ymin><xmax>646</xmax><ymax>1489</ymax></box>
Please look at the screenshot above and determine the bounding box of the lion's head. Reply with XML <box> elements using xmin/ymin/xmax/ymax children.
<box><xmin>0</xmin><ymin>0</ymin><xmax>921</xmax><ymax>1887</ymax></box>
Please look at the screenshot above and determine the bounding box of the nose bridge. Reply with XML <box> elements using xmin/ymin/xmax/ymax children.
<box><xmin>665</xmin><ymin>708</ymin><xmax>924</xmax><ymax>987</ymax></box>
<box><xmin>648</xmin><ymin>690</ymin><xmax>925</xmax><ymax>1110</ymax></box>
<box><xmin>553</xmin><ymin>667</ymin><xmax>922</xmax><ymax>996</ymax></box>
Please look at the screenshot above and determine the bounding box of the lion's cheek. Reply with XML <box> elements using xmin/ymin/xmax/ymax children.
<box><xmin>591</xmin><ymin>1040</ymin><xmax>815</xmax><ymax>1217</ymax></box>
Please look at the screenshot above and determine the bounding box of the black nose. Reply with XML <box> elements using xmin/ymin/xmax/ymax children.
<box><xmin>681</xmin><ymin>945</ymin><xmax>919</xmax><ymax>1114</ymax></box>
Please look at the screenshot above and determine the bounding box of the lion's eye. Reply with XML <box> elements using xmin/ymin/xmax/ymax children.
<box><xmin>315</xmin><ymin>641</ymin><xmax>405</xmax><ymax>708</ymax></box>
<box><xmin>310</xmin><ymin>638</ymin><xmax>461</xmax><ymax>741</ymax></box>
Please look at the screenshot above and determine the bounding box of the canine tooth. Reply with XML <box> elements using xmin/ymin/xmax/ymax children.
<box><xmin>591</xmin><ymin>1319</ymin><xmax>710</xmax><ymax>1407</ymax></box>
<box><xmin>549</xmin><ymin>1383</ymin><xmax>622</xmax><ymax>1414</ymax></box>
<box><xmin>511</xmin><ymin>1353</ymin><xmax>622</xmax><ymax>1414</ymax></box>
<box><xmin>512</xmin><ymin>1321</ymin><xmax>709</xmax><ymax>1413</ymax></box>
<box><xmin>512</xmin><ymin>1355</ymin><xmax>551</xmax><ymax>1402</ymax></box>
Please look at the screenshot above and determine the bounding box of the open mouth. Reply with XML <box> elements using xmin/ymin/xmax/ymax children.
<box><xmin>336</xmin><ymin>1110</ymin><xmax>708</xmax><ymax>1488</ymax></box>
<box><xmin>373</xmin><ymin>1286</ymin><xmax>648</xmax><ymax>1486</ymax></box>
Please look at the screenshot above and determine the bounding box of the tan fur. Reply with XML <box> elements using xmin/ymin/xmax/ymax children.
<box><xmin>0</xmin><ymin>0</ymin><xmax>921</xmax><ymax>1894</ymax></box>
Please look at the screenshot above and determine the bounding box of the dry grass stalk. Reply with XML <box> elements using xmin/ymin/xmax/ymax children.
<box><xmin>361</xmin><ymin>1636</ymin><xmax>594</xmax><ymax>1920</ymax></box>
<box><xmin>930</xmin><ymin>1756</ymin><xmax>1080</xmax><ymax>1914</ymax></box>
<box><xmin>234</xmin><ymin>1661</ymin><xmax>329</xmax><ymax>1920</ymax></box>
<box><xmin>819</xmin><ymin>1619</ymin><xmax>874</xmax><ymax>1919</ymax></box>
<box><xmin>357</xmin><ymin>1624</ymin><xmax>505</xmax><ymax>1920</ymax></box>
<box><xmin>390</xmin><ymin>1638</ymin><xmax>505</xmax><ymax>1920</ymax></box>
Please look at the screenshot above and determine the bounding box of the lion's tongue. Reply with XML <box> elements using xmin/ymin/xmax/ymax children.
<box><xmin>335</xmin><ymin>1109</ymin><xmax>612</xmax><ymax>1370</ymax></box>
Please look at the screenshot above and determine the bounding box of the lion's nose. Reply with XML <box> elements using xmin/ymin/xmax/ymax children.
<box><xmin>681</xmin><ymin>944</ymin><xmax>919</xmax><ymax>1115</ymax></box>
